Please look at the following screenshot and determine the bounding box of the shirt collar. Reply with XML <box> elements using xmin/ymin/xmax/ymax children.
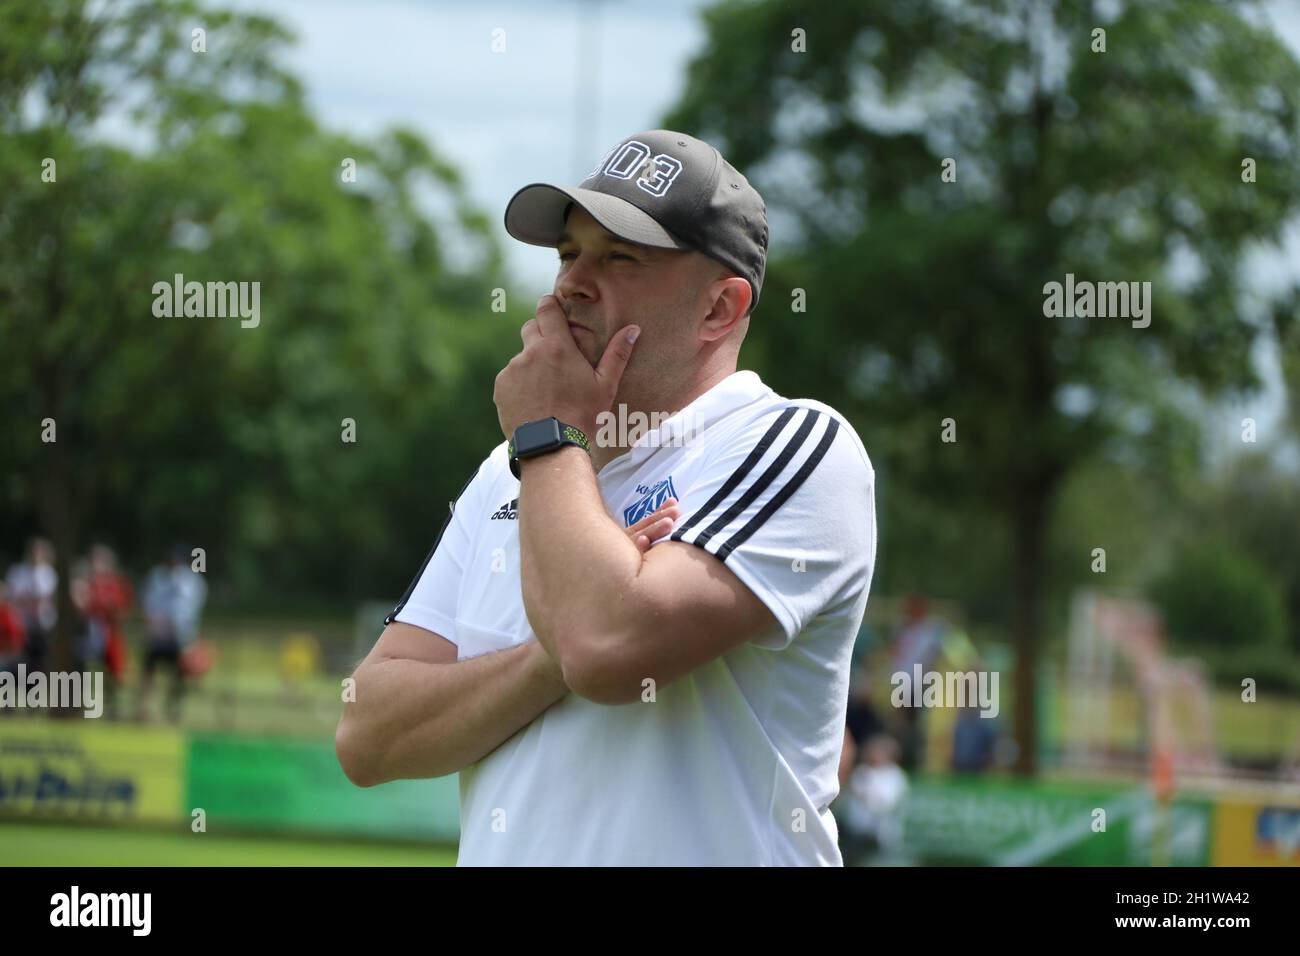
<box><xmin>597</xmin><ymin>370</ymin><xmax>771</xmax><ymax>476</ymax></box>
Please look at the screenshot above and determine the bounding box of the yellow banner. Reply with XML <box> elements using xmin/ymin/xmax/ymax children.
<box><xmin>0</xmin><ymin>721</ymin><xmax>185</xmax><ymax>824</ymax></box>
<box><xmin>1212</xmin><ymin>796</ymin><xmax>1300</xmax><ymax>866</ymax></box>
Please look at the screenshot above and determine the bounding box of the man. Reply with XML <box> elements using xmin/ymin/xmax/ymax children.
<box><xmin>336</xmin><ymin>130</ymin><xmax>877</xmax><ymax>866</ymax></box>
<box><xmin>138</xmin><ymin>544</ymin><xmax>207</xmax><ymax>723</ymax></box>
<box><xmin>5</xmin><ymin>537</ymin><xmax>56</xmax><ymax>672</ymax></box>
<box><xmin>84</xmin><ymin>544</ymin><xmax>134</xmax><ymax>719</ymax></box>
<box><xmin>0</xmin><ymin>580</ymin><xmax>26</xmax><ymax>678</ymax></box>
<box><xmin>889</xmin><ymin>593</ymin><xmax>943</xmax><ymax>769</ymax></box>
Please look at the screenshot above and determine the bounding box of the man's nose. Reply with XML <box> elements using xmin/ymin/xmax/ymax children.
<box><xmin>556</xmin><ymin>253</ymin><xmax>598</xmax><ymax>302</ymax></box>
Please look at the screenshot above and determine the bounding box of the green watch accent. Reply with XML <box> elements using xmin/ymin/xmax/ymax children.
<box><xmin>509</xmin><ymin>418</ymin><xmax>590</xmax><ymax>478</ymax></box>
<box><xmin>560</xmin><ymin>424</ymin><xmax>591</xmax><ymax>451</ymax></box>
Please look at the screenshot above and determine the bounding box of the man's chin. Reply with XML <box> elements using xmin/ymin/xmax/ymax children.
<box><xmin>577</xmin><ymin>340</ymin><xmax>602</xmax><ymax>368</ymax></box>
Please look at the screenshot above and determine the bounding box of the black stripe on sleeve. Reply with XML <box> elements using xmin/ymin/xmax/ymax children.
<box><xmin>669</xmin><ymin>406</ymin><xmax>798</xmax><ymax>543</ymax></box>
<box><xmin>383</xmin><ymin>466</ymin><xmax>479</xmax><ymax>627</ymax></box>
<box><xmin>714</xmin><ymin>417</ymin><xmax>839</xmax><ymax>562</ymax></box>
<box><xmin>692</xmin><ymin>408</ymin><xmax>820</xmax><ymax>551</ymax></box>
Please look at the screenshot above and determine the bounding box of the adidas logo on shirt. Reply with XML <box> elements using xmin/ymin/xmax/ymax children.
<box><xmin>491</xmin><ymin>498</ymin><xmax>519</xmax><ymax>520</ymax></box>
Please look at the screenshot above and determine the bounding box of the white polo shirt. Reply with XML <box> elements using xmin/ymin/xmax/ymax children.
<box><xmin>388</xmin><ymin>370</ymin><xmax>877</xmax><ymax>866</ymax></box>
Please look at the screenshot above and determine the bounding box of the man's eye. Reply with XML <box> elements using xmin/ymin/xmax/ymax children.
<box><xmin>558</xmin><ymin>251</ymin><xmax>576</xmax><ymax>261</ymax></box>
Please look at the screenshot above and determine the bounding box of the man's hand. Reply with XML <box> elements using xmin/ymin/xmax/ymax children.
<box><xmin>625</xmin><ymin>497</ymin><xmax>680</xmax><ymax>553</ymax></box>
<box><xmin>493</xmin><ymin>294</ymin><xmax>640</xmax><ymax>441</ymax></box>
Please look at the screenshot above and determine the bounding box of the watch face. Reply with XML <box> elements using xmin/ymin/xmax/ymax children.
<box><xmin>514</xmin><ymin>418</ymin><xmax>563</xmax><ymax>457</ymax></box>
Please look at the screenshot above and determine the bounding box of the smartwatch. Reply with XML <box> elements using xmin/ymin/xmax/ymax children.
<box><xmin>508</xmin><ymin>418</ymin><xmax>591</xmax><ymax>478</ymax></box>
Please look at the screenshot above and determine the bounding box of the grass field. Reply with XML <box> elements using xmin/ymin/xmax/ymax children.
<box><xmin>0</xmin><ymin>823</ymin><xmax>457</xmax><ymax>867</ymax></box>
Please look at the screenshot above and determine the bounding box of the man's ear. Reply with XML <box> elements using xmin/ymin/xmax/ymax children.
<box><xmin>698</xmin><ymin>275</ymin><xmax>751</xmax><ymax>344</ymax></box>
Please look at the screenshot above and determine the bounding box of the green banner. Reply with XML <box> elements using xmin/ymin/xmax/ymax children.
<box><xmin>901</xmin><ymin>776</ymin><xmax>1212</xmax><ymax>866</ymax></box>
<box><xmin>185</xmin><ymin>733</ymin><xmax>459</xmax><ymax>843</ymax></box>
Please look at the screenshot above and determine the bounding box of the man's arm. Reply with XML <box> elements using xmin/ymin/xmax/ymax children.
<box><xmin>334</xmin><ymin>622</ymin><xmax>568</xmax><ymax>786</ymax></box>
<box><xmin>336</xmin><ymin>501</ymin><xmax>682</xmax><ymax>784</ymax></box>
<box><xmin>493</xmin><ymin>294</ymin><xmax>822</xmax><ymax>706</ymax></box>
<box><xmin>518</xmin><ymin>446</ymin><xmax>777</xmax><ymax>705</ymax></box>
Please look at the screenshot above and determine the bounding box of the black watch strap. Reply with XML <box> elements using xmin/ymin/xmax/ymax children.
<box><xmin>508</xmin><ymin>419</ymin><xmax>590</xmax><ymax>478</ymax></box>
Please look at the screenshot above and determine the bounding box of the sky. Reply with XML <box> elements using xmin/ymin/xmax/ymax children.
<box><xmin>219</xmin><ymin>0</ymin><xmax>1295</xmax><ymax>454</ymax></box>
<box><xmin>223</xmin><ymin>0</ymin><xmax>1300</xmax><ymax>287</ymax></box>
<box><xmin>225</xmin><ymin>0</ymin><xmax>709</xmax><ymax>291</ymax></box>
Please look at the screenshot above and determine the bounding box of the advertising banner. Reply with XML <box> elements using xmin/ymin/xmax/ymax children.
<box><xmin>0</xmin><ymin>721</ymin><xmax>186</xmax><ymax>824</ymax></box>
<box><xmin>1211</xmin><ymin>796</ymin><xmax>1300</xmax><ymax>866</ymax></box>
<box><xmin>185</xmin><ymin>733</ymin><xmax>460</xmax><ymax>842</ymax></box>
<box><xmin>900</xmin><ymin>776</ymin><xmax>1212</xmax><ymax>866</ymax></box>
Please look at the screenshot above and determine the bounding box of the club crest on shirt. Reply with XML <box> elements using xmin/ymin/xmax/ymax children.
<box><xmin>623</xmin><ymin>477</ymin><xmax>677</xmax><ymax>526</ymax></box>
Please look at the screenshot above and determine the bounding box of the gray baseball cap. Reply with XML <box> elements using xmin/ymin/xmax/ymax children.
<box><xmin>504</xmin><ymin>129</ymin><xmax>768</xmax><ymax>315</ymax></box>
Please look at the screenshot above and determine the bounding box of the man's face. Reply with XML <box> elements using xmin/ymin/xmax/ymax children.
<box><xmin>552</xmin><ymin>206</ymin><xmax>713</xmax><ymax>374</ymax></box>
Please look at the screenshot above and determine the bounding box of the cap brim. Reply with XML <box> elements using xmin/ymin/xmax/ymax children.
<box><xmin>504</xmin><ymin>184</ymin><xmax>690</xmax><ymax>250</ymax></box>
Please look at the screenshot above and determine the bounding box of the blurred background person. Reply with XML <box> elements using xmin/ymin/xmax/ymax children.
<box><xmin>839</xmin><ymin>733</ymin><xmax>910</xmax><ymax>865</ymax></box>
<box><xmin>0</xmin><ymin>580</ymin><xmax>26</xmax><ymax>680</ymax></box>
<box><xmin>5</xmin><ymin>538</ymin><xmax>57</xmax><ymax>673</ymax></box>
<box><xmin>846</xmin><ymin>664</ymin><xmax>886</xmax><ymax>756</ymax></box>
<box><xmin>84</xmin><ymin>544</ymin><xmax>133</xmax><ymax>720</ymax></box>
<box><xmin>950</xmin><ymin>694</ymin><xmax>999</xmax><ymax>775</ymax></box>
<box><xmin>67</xmin><ymin>560</ymin><xmax>96</xmax><ymax>672</ymax></box>
<box><xmin>137</xmin><ymin>544</ymin><xmax>207</xmax><ymax>723</ymax></box>
<box><xmin>889</xmin><ymin>594</ymin><xmax>944</xmax><ymax>770</ymax></box>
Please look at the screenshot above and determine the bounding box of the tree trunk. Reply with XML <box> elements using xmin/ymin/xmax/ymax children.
<box><xmin>34</xmin><ymin>171</ymin><xmax>80</xmax><ymax>715</ymax></box>
<box><xmin>37</xmin><ymin>452</ymin><xmax>81</xmax><ymax>719</ymax></box>
<box><xmin>1010</xmin><ymin>484</ymin><xmax>1049</xmax><ymax>776</ymax></box>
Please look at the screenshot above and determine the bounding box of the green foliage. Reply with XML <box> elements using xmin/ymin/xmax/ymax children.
<box><xmin>668</xmin><ymin>0</ymin><xmax>1300</xmax><ymax>508</ymax></box>
<box><xmin>1194</xmin><ymin>643</ymin><xmax>1300</xmax><ymax>696</ymax></box>
<box><xmin>1203</xmin><ymin>453</ymin><xmax>1300</xmax><ymax>649</ymax></box>
<box><xmin>665</xmin><ymin>0</ymin><xmax>1300</xmax><ymax>767</ymax></box>
<box><xmin>1150</xmin><ymin>539</ymin><xmax>1288</xmax><ymax>650</ymax></box>
<box><xmin>0</xmin><ymin>1</ymin><xmax>523</xmax><ymax>602</ymax></box>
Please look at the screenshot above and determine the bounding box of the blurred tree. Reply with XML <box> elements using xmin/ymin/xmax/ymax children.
<box><xmin>0</xmin><ymin>1</ymin><xmax>516</xmax><ymax>674</ymax></box>
<box><xmin>1150</xmin><ymin>539</ymin><xmax>1288</xmax><ymax>650</ymax></box>
<box><xmin>1195</xmin><ymin>452</ymin><xmax>1300</xmax><ymax>649</ymax></box>
<box><xmin>665</xmin><ymin>0</ymin><xmax>1300</xmax><ymax>772</ymax></box>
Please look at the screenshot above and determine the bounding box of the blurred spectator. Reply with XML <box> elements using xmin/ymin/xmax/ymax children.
<box><xmin>845</xmin><ymin>666</ymin><xmax>885</xmax><ymax>751</ymax></box>
<box><xmin>840</xmin><ymin>734</ymin><xmax>909</xmax><ymax>863</ymax></box>
<box><xmin>889</xmin><ymin>593</ymin><xmax>944</xmax><ymax>769</ymax></box>
<box><xmin>0</xmin><ymin>580</ymin><xmax>26</xmax><ymax>675</ymax></box>
<box><xmin>84</xmin><ymin>544</ymin><xmax>133</xmax><ymax>719</ymax></box>
<box><xmin>68</xmin><ymin>561</ymin><xmax>96</xmax><ymax>670</ymax></box>
<box><xmin>137</xmin><ymin>544</ymin><xmax>207</xmax><ymax>723</ymax></box>
<box><xmin>5</xmin><ymin>537</ymin><xmax>57</xmax><ymax>671</ymax></box>
<box><xmin>951</xmin><ymin>697</ymin><xmax>998</xmax><ymax>774</ymax></box>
